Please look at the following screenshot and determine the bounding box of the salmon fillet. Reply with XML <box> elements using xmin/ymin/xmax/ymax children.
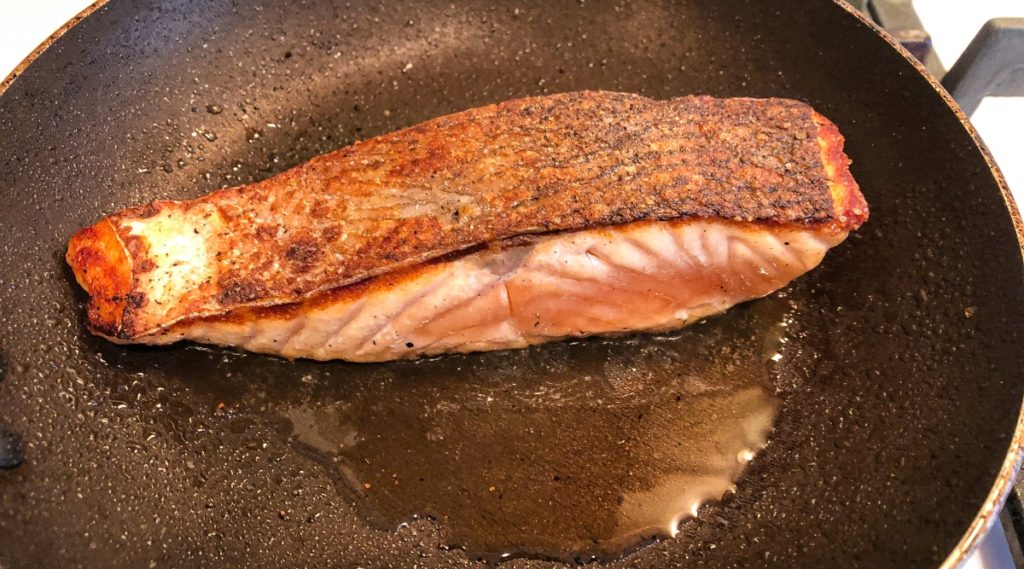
<box><xmin>66</xmin><ymin>91</ymin><xmax>867</xmax><ymax>362</ymax></box>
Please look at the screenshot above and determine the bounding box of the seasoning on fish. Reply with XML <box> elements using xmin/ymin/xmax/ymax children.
<box><xmin>66</xmin><ymin>91</ymin><xmax>868</xmax><ymax>361</ymax></box>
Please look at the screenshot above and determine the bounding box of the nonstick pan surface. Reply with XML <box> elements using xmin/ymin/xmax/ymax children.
<box><xmin>1</xmin><ymin>1</ymin><xmax>1023</xmax><ymax>567</ymax></box>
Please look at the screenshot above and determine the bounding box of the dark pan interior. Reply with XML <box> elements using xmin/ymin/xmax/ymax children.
<box><xmin>2</xmin><ymin>0</ymin><xmax>1023</xmax><ymax>567</ymax></box>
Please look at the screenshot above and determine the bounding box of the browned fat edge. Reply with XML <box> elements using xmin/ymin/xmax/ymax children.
<box><xmin>66</xmin><ymin>219</ymin><xmax>134</xmax><ymax>338</ymax></box>
<box><xmin>813</xmin><ymin>111</ymin><xmax>868</xmax><ymax>227</ymax></box>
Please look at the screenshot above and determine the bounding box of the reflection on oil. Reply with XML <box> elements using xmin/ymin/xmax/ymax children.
<box><xmin>614</xmin><ymin>388</ymin><xmax>778</xmax><ymax>542</ymax></box>
<box><xmin>282</xmin><ymin>296</ymin><xmax>790</xmax><ymax>562</ymax></box>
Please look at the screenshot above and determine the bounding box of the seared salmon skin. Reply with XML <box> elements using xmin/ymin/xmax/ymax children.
<box><xmin>66</xmin><ymin>91</ymin><xmax>867</xmax><ymax>361</ymax></box>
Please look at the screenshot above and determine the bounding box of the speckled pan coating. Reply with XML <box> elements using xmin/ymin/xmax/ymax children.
<box><xmin>0</xmin><ymin>1</ymin><xmax>1022</xmax><ymax>569</ymax></box>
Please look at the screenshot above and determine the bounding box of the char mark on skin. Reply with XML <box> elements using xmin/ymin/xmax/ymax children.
<box><xmin>284</xmin><ymin>236</ymin><xmax>322</xmax><ymax>269</ymax></box>
<box><xmin>218</xmin><ymin>276</ymin><xmax>269</xmax><ymax>305</ymax></box>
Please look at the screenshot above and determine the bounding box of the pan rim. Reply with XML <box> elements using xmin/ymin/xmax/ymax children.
<box><xmin>831</xmin><ymin>3</ymin><xmax>1024</xmax><ymax>568</ymax></box>
<box><xmin>2</xmin><ymin>1</ymin><xmax>1023</xmax><ymax>567</ymax></box>
<box><xmin>0</xmin><ymin>0</ymin><xmax>109</xmax><ymax>97</ymax></box>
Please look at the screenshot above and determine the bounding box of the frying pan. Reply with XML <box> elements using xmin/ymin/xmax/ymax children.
<box><xmin>1</xmin><ymin>1</ymin><xmax>1022</xmax><ymax>567</ymax></box>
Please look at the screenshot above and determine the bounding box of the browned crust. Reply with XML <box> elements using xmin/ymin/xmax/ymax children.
<box><xmin>67</xmin><ymin>91</ymin><xmax>868</xmax><ymax>339</ymax></box>
<box><xmin>66</xmin><ymin>219</ymin><xmax>133</xmax><ymax>337</ymax></box>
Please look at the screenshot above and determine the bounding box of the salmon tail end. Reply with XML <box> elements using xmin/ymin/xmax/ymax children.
<box><xmin>66</xmin><ymin>219</ymin><xmax>133</xmax><ymax>340</ymax></box>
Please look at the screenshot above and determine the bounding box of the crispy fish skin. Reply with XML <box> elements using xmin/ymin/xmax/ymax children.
<box><xmin>67</xmin><ymin>91</ymin><xmax>867</xmax><ymax>355</ymax></box>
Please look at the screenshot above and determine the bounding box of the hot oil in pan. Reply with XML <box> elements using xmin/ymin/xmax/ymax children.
<box><xmin>282</xmin><ymin>296</ymin><xmax>790</xmax><ymax>562</ymax></box>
